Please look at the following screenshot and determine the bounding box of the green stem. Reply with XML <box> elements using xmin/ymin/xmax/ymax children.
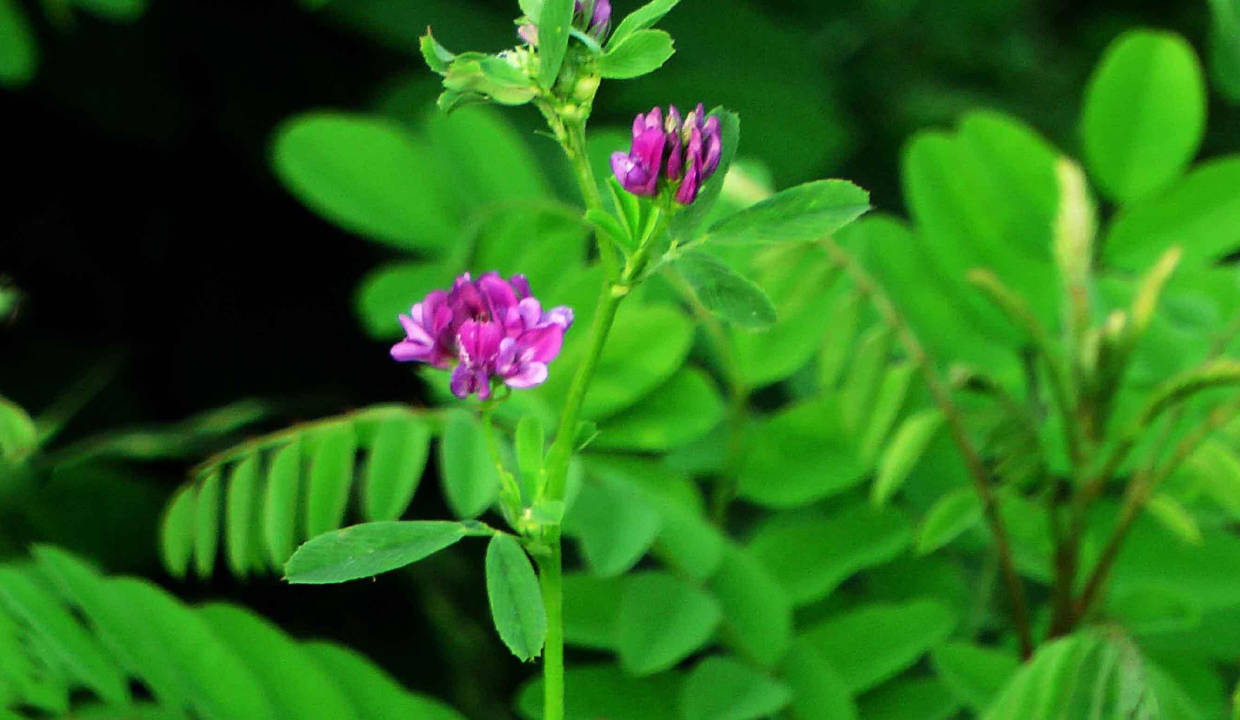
<box><xmin>531</xmin><ymin>103</ymin><xmax>634</xmax><ymax>720</ymax></box>
<box><xmin>536</xmin><ymin>538</ymin><xmax>565</xmax><ymax>720</ymax></box>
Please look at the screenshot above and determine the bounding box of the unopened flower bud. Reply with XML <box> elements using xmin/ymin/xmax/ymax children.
<box><xmin>610</xmin><ymin>102</ymin><xmax>725</xmax><ymax>205</ymax></box>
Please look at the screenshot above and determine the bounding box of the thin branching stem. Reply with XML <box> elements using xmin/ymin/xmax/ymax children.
<box><xmin>822</xmin><ymin>239</ymin><xmax>1034</xmax><ymax>657</ymax></box>
<box><xmin>1073</xmin><ymin>392</ymin><xmax>1240</xmax><ymax>622</ymax></box>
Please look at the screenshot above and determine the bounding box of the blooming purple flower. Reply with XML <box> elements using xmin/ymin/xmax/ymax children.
<box><xmin>611</xmin><ymin>103</ymin><xmax>724</xmax><ymax>205</ymax></box>
<box><xmin>391</xmin><ymin>272</ymin><xmax>573</xmax><ymax>400</ymax></box>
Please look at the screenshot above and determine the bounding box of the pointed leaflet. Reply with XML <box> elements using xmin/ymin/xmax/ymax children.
<box><xmin>194</xmin><ymin>470</ymin><xmax>222</xmax><ymax>579</ymax></box>
<box><xmin>438</xmin><ymin>410</ymin><xmax>500</xmax><ymax>519</ymax></box>
<box><xmin>305</xmin><ymin>423</ymin><xmax>357</xmax><ymax>538</ymax></box>
<box><xmin>160</xmin><ymin>484</ymin><xmax>196</xmax><ymax>579</ymax></box>
<box><xmin>538</xmin><ymin>0</ymin><xmax>574</xmax><ymax>88</ymax></box>
<box><xmin>225</xmin><ymin>454</ymin><xmax>264</xmax><ymax>577</ymax></box>
<box><xmin>363</xmin><ymin>417</ymin><xmax>430</xmax><ymax>522</ymax></box>
<box><xmin>873</xmin><ymin>409</ymin><xmax>945</xmax><ymax>506</ymax></box>
<box><xmin>607</xmin><ymin>0</ymin><xmax>681</xmax><ymax>49</ymax></box>
<box><xmin>671</xmin><ymin>250</ymin><xmax>776</xmax><ymax>329</ymax></box>
<box><xmin>707</xmin><ymin>180</ymin><xmax>870</xmax><ymax>245</ymax></box>
<box><xmin>484</xmin><ymin>534</ymin><xmax>547</xmax><ymax>661</ymax></box>
<box><xmin>617</xmin><ymin>572</ymin><xmax>721</xmax><ymax>675</ymax></box>
<box><xmin>680</xmin><ymin>656</ymin><xmax>791</xmax><ymax>720</ymax></box>
<box><xmin>1081</xmin><ymin>30</ymin><xmax>1206</xmax><ymax>203</ymax></box>
<box><xmin>285</xmin><ymin>521</ymin><xmax>471</xmax><ymax>584</ymax></box>
<box><xmin>597</xmin><ymin>30</ymin><xmax>675</xmax><ymax>79</ymax></box>
<box><xmin>917</xmin><ymin>488</ymin><xmax>982</xmax><ymax>554</ymax></box>
<box><xmin>263</xmin><ymin>441</ymin><xmax>302</xmax><ymax>567</ymax></box>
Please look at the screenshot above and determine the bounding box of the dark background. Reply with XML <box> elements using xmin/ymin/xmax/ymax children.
<box><xmin>0</xmin><ymin>0</ymin><xmax>1233</xmax><ymax>714</ymax></box>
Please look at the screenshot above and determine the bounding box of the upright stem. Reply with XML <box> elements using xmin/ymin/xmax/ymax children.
<box><xmin>536</xmin><ymin>537</ymin><xmax>565</xmax><ymax>720</ymax></box>
<box><xmin>533</xmin><ymin>105</ymin><xmax>632</xmax><ymax>720</ymax></box>
<box><xmin>823</xmin><ymin>239</ymin><xmax>1034</xmax><ymax>657</ymax></box>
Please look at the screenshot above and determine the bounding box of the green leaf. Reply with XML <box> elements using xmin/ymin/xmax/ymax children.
<box><xmin>1105</xmin><ymin>156</ymin><xmax>1240</xmax><ymax>271</ymax></box>
<box><xmin>1140</xmin><ymin>358</ymin><xmax>1240</xmax><ymax>425</ymax></box>
<box><xmin>1178</xmin><ymin>439</ymin><xmax>1240</xmax><ymax>520</ymax></box>
<box><xmin>780</xmin><ymin>640</ymin><xmax>858</xmax><ymax>720</ymax></box>
<box><xmin>419</xmin><ymin>29</ymin><xmax>455</xmax><ymax>74</ymax></box>
<box><xmin>1145</xmin><ymin>493</ymin><xmax>1203</xmax><ymax>545</ymax></box>
<box><xmin>746</xmin><ymin>503</ymin><xmax>911</xmax><ymax>606</ymax></box>
<box><xmin>0</xmin><ymin>0</ymin><xmax>36</xmax><ymax>88</ymax></box>
<box><xmin>424</xmin><ymin>106</ymin><xmax>549</xmax><ymax>205</ymax></box>
<box><xmin>802</xmin><ymin>600</ymin><xmax>955</xmax><ymax>693</ymax></box>
<box><xmin>586</xmin><ymin>207</ymin><xmax>635</xmax><ymax>257</ymax></box>
<box><xmin>707</xmin><ymin>179</ymin><xmax>870</xmax><ymax>245</ymax></box>
<box><xmin>858</xmin><ymin>678</ymin><xmax>960</xmax><ymax>720</ymax></box>
<box><xmin>304</xmin><ymin>642</ymin><xmax>468</xmax><ymax>720</ymax></box>
<box><xmin>617</xmin><ymin>572</ymin><xmax>721</xmax><ymax>675</ymax></box>
<box><xmin>817</xmin><ymin>292</ymin><xmax>861</xmax><ymax>389</ymax></box>
<box><xmin>564</xmin><ymin>473</ymin><xmax>662</xmax><ymax>577</ymax></box>
<box><xmin>0</xmin><ymin>395</ymin><xmax>37</xmax><ymax>463</ymax></box>
<box><xmin>873</xmin><ymin>409</ymin><xmax>945</xmax><ymax>505</ymax></box>
<box><xmin>917</xmin><ymin>488</ymin><xmax>982</xmax><ymax>554</ymax></box>
<box><xmin>193</xmin><ymin>470</ymin><xmax>222</xmax><ymax>579</ymax></box>
<box><xmin>515</xmin><ymin>664</ymin><xmax>681</xmax><ymax>720</ymax></box>
<box><xmin>607</xmin><ymin>0</ymin><xmax>681</xmax><ymax>49</ymax></box>
<box><xmin>271</xmin><ymin>112</ymin><xmax>456</xmax><ymax>250</ymax></box>
<box><xmin>438</xmin><ymin>410</ymin><xmax>501</xmax><ymax>519</ymax></box>
<box><xmin>738</xmin><ymin>398</ymin><xmax>866</xmax><ymax>508</ymax></box>
<box><xmin>284</xmin><ymin>520</ymin><xmax>469</xmax><ymax>584</ymax></box>
<box><xmin>840</xmin><ymin>325</ymin><xmax>893</xmax><ymax>434</ymax></box>
<box><xmin>538</xmin><ymin>0</ymin><xmax>574</xmax><ymax>88</ymax></box>
<box><xmin>1081</xmin><ymin>30</ymin><xmax>1206</xmax><ymax>202</ymax></box>
<box><xmin>930</xmin><ymin>642</ymin><xmax>1021</xmax><ymax>713</ymax></box>
<box><xmin>159</xmin><ymin>485</ymin><xmax>196</xmax><ymax>579</ymax></box>
<box><xmin>484</xmin><ymin>534</ymin><xmax>547</xmax><ymax>661</ymax></box>
<box><xmin>680</xmin><ymin>656</ymin><xmax>791</xmax><ymax>720</ymax></box>
<box><xmin>263</xmin><ymin>441</ymin><xmax>302</xmax><ymax>567</ymax></box>
<box><xmin>224</xmin><ymin>455</ymin><xmax>263</xmax><ymax>577</ymax></box>
<box><xmin>198</xmin><ymin>604</ymin><xmax>357</xmax><ymax>720</ymax></box>
<box><xmin>442</xmin><ymin>53</ymin><xmax>537</xmax><ymax>106</ymax></box>
<box><xmin>981</xmin><ymin>631</ymin><xmax>1200</xmax><ymax>720</ymax></box>
<box><xmin>671</xmin><ymin>250</ymin><xmax>776</xmax><ymax>329</ymax></box>
<box><xmin>858</xmin><ymin>361</ymin><xmax>916</xmax><ymax>463</ymax></box>
<box><xmin>1208</xmin><ymin>0</ymin><xmax>1240</xmax><ymax>102</ymax></box>
<box><xmin>562</xmin><ymin>573</ymin><xmax>622</xmax><ymax>649</ymax></box>
<box><xmin>305</xmin><ymin>423</ymin><xmax>357</xmax><ymax>539</ymax></box>
<box><xmin>710</xmin><ymin>544</ymin><xmax>792</xmax><ymax>666</ymax></box>
<box><xmin>669</xmin><ymin>110</ymin><xmax>740</xmax><ymax>243</ymax></box>
<box><xmin>362</xmin><ymin>416</ymin><xmax>430</xmax><ymax>522</ymax></box>
<box><xmin>596</xmin><ymin>29</ymin><xmax>675</xmax><ymax>79</ymax></box>
<box><xmin>592</xmin><ymin>368</ymin><xmax>725</xmax><ymax>452</ymax></box>
<box><xmin>0</xmin><ymin>567</ymin><xmax>130</xmax><ymax>705</ymax></box>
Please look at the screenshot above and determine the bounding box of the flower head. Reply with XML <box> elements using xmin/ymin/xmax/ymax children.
<box><xmin>611</xmin><ymin>103</ymin><xmax>724</xmax><ymax>205</ymax></box>
<box><xmin>391</xmin><ymin>272</ymin><xmax>573</xmax><ymax>400</ymax></box>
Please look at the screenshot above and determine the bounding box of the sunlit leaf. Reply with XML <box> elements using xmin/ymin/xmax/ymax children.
<box><xmin>1081</xmin><ymin>30</ymin><xmax>1206</xmax><ymax>202</ymax></box>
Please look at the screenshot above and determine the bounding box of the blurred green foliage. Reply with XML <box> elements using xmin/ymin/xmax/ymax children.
<box><xmin>4</xmin><ymin>0</ymin><xmax>1240</xmax><ymax>719</ymax></box>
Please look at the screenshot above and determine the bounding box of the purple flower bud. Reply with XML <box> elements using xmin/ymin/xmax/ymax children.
<box><xmin>392</xmin><ymin>272</ymin><xmax>573</xmax><ymax>399</ymax></box>
<box><xmin>573</xmin><ymin>0</ymin><xmax>611</xmax><ymax>38</ymax></box>
<box><xmin>517</xmin><ymin>24</ymin><xmax>538</xmax><ymax>45</ymax></box>
<box><xmin>611</xmin><ymin>125</ymin><xmax>666</xmax><ymax>195</ymax></box>
<box><xmin>613</xmin><ymin>102</ymin><xmax>725</xmax><ymax>205</ymax></box>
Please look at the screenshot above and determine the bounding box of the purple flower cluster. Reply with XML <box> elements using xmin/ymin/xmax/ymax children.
<box><xmin>611</xmin><ymin>104</ymin><xmax>723</xmax><ymax>205</ymax></box>
<box><xmin>391</xmin><ymin>272</ymin><xmax>573</xmax><ymax>400</ymax></box>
